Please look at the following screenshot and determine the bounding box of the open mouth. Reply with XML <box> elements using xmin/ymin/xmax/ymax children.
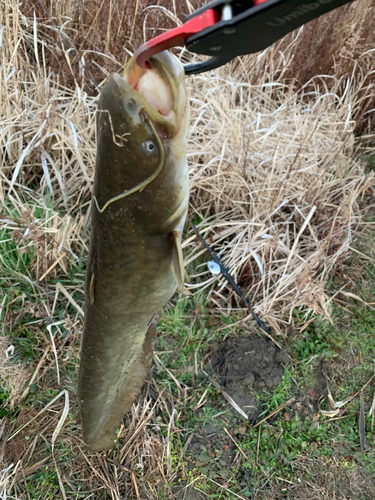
<box><xmin>124</xmin><ymin>64</ymin><xmax>173</xmax><ymax>118</ymax></box>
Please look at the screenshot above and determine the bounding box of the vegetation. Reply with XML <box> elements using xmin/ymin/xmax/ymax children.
<box><xmin>151</xmin><ymin>250</ymin><xmax>375</xmax><ymax>499</ymax></box>
<box><xmin>0</xmin><ymin>0</ymin><xmax>374</xmax><ymax>499</ymax></box>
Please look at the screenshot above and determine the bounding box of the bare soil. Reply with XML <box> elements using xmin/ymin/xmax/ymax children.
<box><xmin>210</xmin><ymin>335</ymin><xmax>290</xmax><ymax>421</ymax></box>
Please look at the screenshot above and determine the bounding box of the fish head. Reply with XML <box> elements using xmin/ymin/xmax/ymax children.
<box><xmin>94</xmin><ymin>51</ymin><xmax>189</xmax><ymax>233</ymax></box>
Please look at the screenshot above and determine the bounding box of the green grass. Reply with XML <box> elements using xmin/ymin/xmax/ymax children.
<box><xmin>155</xmin><ymin>257</ymin><xmax>375</xmax><ymax>498</ymax></box>
<box><xmin>2</xmin><ymin>195</ymin><xmax>375</xmax><ymax>499</ymax></box>
<box><xmin>0</xmin><ymin>199</ymin><xmax>85</xmax><ymax>497</ymax></box>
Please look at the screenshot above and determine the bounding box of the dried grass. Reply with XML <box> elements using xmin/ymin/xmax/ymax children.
<box><xmin>0</xmin><ymin>336</ymin><xmax>29</xmax><ymax>409</ymax></box>
<box><xmin>1</xmin><ymin>0</ymin><xmax>374</xmax><ymax>335</ymax></box>
<box><xmin>0</xmin><ymin>0</ymin><xmax>374</xmax><ymax>498</ymax></box>
<box><xmin>272</xmin><ymin>0</ymin><xmax>375</xmax><ymax>135</ymax></box>
<box><xmin>184</xmin><ymin>49</ymin><xmax>375</xmax><ymax>334</ymax></box>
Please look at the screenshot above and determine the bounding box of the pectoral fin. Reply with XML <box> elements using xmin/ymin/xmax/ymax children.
<box><xmin>90</xmin><ymin>273</ymin><xmax>95</xmax><ymax>305</ymax></box>
<box><xmin>171</xmin><ymin>231</ymin><xmax>185</xmax><ymax>290</ymax></box>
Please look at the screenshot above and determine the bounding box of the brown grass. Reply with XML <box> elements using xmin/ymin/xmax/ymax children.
<box><xmin>263</xmin><ymin>455</ymin><xmax>375</xmax><ymax>499</ymax></box>
<box><xmin>274</xmin><ymin>0</ymin><xmax>375</xmax><ymax>135</ymax></box>
<box><xmin>24</xmin><ymin>0</ymin><xmax>202</xmax><ymax>88</ymax></box>
<box><xmin>0</xmin><ymin>0</ymin><xmax>374</xmax><ymax>498</ymax></box>
<box><xmin>233</xmin><ymin>0</ymin><xmax>375</xmax><ymax>135</ymax></box>
<box><xmin>184</xmin><ymin>47</ymin><xmax>374</xmax><ymax>335</ymax></box>
<box><xmin>1</xmin><ymin>0</ymin><xmax>374</xmax><ymax>333</ymax></box>
<box><xmin>22</xmin><ymin>0</ymin><xmax>375</xmax><ymax>133</ymax></box>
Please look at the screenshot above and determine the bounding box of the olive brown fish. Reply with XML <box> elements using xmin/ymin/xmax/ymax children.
<box><xmin>78</xmin><ymin>51</ymin><xmax>189</xmax><ymax>452</ymax></box>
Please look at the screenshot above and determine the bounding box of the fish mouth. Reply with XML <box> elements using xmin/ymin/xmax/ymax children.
<box><xmin>126</xmin><ymin>60</ymin><xmax>174</xmax><ymax>118</ymax></box>
<box><xmin>113</xmin><ymin>51</ymin><xmax>188</xmax><ymax>139</ymax></box>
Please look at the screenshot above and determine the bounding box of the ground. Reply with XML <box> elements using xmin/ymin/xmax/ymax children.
<box><xmin>157</xmin><ymin>297</ymin><xmax>375</xmax><ymax>499</ymax></box>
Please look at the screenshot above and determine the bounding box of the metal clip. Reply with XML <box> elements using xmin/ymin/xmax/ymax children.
<box><xmin>208</xmin><ymin>261</ymin><xmax>221</xmax><ymax>276</ymax></box>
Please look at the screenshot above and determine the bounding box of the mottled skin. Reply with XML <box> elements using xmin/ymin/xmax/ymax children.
<box><xmin>78</xmin><ymin>52</ymin><xmax>189</xmax><ymax>452</ymax></box>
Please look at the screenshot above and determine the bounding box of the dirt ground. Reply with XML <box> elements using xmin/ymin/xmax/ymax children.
<box><xmin>176</xmin><ymin>331</ymin><xmax>375</xmax><ymax>500</ymax></box>
<box><xmin>210</xmin><ymin>336</ymin><xmax>290</xmax><ymax>420</ymax></box>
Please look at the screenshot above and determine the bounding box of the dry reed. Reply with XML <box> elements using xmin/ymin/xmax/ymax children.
<box><xmin>0</xmin><ymin>1</ymin><xmax>373</xmax><ymax>335</ymax></box>
<box><xmin>184</xmin><ymin>51</ymin><xmax>374</xmax><ymax>334</ymax></box>
<box><xmin>0</xmin><ymin>0</ymin><xmax>374</xmax><ymax>497</ymax></box>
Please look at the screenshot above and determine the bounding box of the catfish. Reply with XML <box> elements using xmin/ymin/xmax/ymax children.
<box><xmin>78</xmin><ymin>51</ymin><xmax>189</xmax><ymax>452</ymax></box>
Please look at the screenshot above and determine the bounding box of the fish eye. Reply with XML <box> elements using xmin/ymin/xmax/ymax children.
<box><xmin>143</xmin><ymin>140</ymin><xmax>155</xmax><ymax>153</ymax></box>
<box><xmin>142</xmin><ymin>140</ymin><xmax>155</xmax><ymax>154</ymax></box>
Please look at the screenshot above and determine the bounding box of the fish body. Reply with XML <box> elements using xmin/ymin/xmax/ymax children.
<box><xmin>78</xmin><ymin>52</ymin><xmax>189</xmax><ymax>452</ymax></box>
